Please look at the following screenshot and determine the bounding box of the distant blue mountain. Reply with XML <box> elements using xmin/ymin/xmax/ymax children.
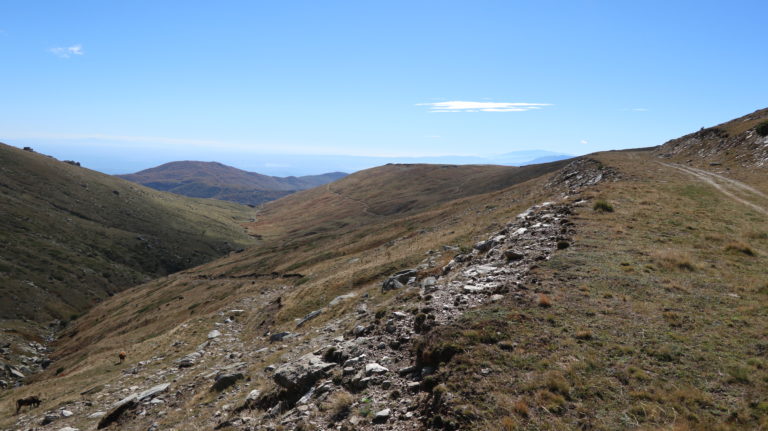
<box><xmin>7</xmin><ymin>139</ymin><xmax>575</xmax><ymax>176</ymax></box>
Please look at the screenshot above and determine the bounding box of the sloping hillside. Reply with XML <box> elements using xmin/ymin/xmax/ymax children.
<box><xmin>657</xmin><ymin>107</ymin><xmax>768</xmax><ymax>168</ymax></box>
<box><xmin>118</xmin><ymin>161</ymin><xmax>347</xmax><ymax>206</ymax></box>
<box><xmin>0</xmin><ymin>144</ymin><xmax>255</xmax><ymax>327</ymax></box>
<box><xmin>247</xmin><ymin>161</ymin><xmax>571</xmax><ymax>240</ymax></box>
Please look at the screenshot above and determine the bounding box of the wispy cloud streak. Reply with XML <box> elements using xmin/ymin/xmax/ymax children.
<box><xmin>50</xmin><ymin>44</ymin><xmax>84</xmax><ymax>58</ymax></box>
<box><xmin>417</xmin><ymin>101</ymin><xmax>551</xmax><ymax>112</ymax></box>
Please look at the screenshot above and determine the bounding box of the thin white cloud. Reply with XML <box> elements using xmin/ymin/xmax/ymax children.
<box><xmin>580</xmin><ymin>140</ymin><xmax>589</xmax><ymax>145</ymax></box>
<box><xmin>50</xmin><ymin>44</ymin><xmax>84</xmax><ymax>58</ymax></box>
<box><xmin>622</xmin><ymin>107</ymin><xmax>649</xmax><ymax>112</ymax></box>
<box><xmin>417</xmin><ymin>101</ymin><xmax>551</xmax><ymax>113</ymax></box>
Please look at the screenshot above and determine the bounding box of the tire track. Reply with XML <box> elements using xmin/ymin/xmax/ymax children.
<box><xmin>659</xmin><ymin>162</ymin><xmax>768</xmax><ymax>215</ymax></box>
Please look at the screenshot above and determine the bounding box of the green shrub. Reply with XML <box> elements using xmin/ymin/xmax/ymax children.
<box><xmin>593</xmin><ymin>200</ymin><xmax>614</xmax><ymax>212</ymax></box>
<box><xmin>756</xmin><ymin>120</ymin><xmax>768</xmax><ymax>137</ymax></box>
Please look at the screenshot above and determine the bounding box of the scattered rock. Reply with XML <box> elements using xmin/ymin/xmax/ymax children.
<box><xmin>97</xmin><ymin>394</ymin><xmax>138</xmax><ymax>429</ymax></box>
<box><xmin>474</xmin><ymin>239</ymin><xmax>495</xmax><ymax>252</ymax></box>
<box><xmin>373</xmin><ymin>408</ymin><xmax>391</xmax><ymax>424</ymax></box>
<box><xmin>382</xmin><ymin>269</ymin><xmax>417</xmax><ymax>292</ymax></box>
<box><xmin>137</xmin><ymin>383</ymin><xmax>170</xmax><ymax>401</ymax></box>
<box><xmin>207</xmin><ymin>330</ymin><xmax>222</xmax><ymax>339</ymax></box>
<box><xmin>296</xmin><ymin>310</ymin><xmax>322</xmax><ymax>328</ymax></box>
<box><xmin>177</xmin><ymin>352</ymin><xmax>202</xmax><ymax>368</ymax></box>
<box><xmin>504</xmin><ymin>249</ymin><xmax>525</xmax><ymax>261</ymax></box>
<box><xmin>462</xmin><ymin>285</ymin><xmax>485</xmax><ymax>293</ymax></box>
<box><xmin>273</xmin><ymin>354</ymin><xmax>336</xmax><ymax>394</ymax></box>
<box><xmin>365</xmin><ymin>363</ymin><xmax>389</xmax><ymax>375</ymax></box>
<box><xmin>329</xmin><ymin>293</ymin><xmax>356</xmax><ymax>306</ymax></box>
<box><xmin>211</xmin><ymin>373</ymin><xmax>244</xmax><ymax>392</ymax></box>
<box><xmin>269</xmin><ymin>332</ymin><xmax>291</xmax><ymax>342</ymax></box>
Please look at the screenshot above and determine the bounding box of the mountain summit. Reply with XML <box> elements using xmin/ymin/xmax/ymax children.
<box><xmin>118</xmin><ymin>161</ymin><xmax>347</xmax><ymax>206</ymax></box>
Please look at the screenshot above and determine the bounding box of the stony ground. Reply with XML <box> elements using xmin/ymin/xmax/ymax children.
<box><xmin>4</xmin><ymin>159</ymin><xmax>614</xmax><ymax>431</ymax></box>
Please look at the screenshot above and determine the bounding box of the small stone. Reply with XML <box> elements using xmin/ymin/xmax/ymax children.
<box><xmin>373</xmin><ymin>408</ymin><xmax>391</xmax><ymax>423</ymax></box>
<box><xmin>61</xmin><ymin>410</ymin><xmax>73</xmax><ymax>417</ymax></box>
<box><xmin>490</xmin><ymin>294</ymin><xmax>505</xmax><ymax>302</ymax></box>
<box><xmin>207</xmin><ymin>330</ymin><xmax>222</xmax><ymax>339</ymax></box>
<box><xmin>504</xmin><ymin>250</ymin><xmax>525</xmax><ymax>261</ymax></box>
<box><xmin>463</xmin><ymin>285</ymin><xmax>485</xmax><ymax>293</ymax></box>
<box><xmin>269</xmin><ymin>332</ymin><xmax>291</xmax><ymax>342</ymax></box>
<box><xmin>365</xmin><ymin>363</ymin><xmax>389</xmax><ymax>375</ymax></box>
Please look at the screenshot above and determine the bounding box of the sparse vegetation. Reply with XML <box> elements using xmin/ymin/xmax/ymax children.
<box><xmin>537</xmin><ymin>294</ymin><xmax>552</xmax><ymax>307</ymax></box>
<box><xmin>653</xmin><ymin>249</ymin><xmax>696</xmax><ymax>271</ymax></box>
<box><xmin>725</xmin><ymin>241</ymin><xmax>755</xmax><ymax>256</ymax></box>
<box><xmin>756</xmin><ymin>120</ymin><xmax>768</xmax><ymax>137</ymax></box>
<box><xmin>324</xmin><ymin>390</ymin><xmax>354</xmax><ymax>421</ymax></box>
<box><xmin>592</xmin><ymin>200</ymin><xmax>614</xmax><ymax>212</ymax></box>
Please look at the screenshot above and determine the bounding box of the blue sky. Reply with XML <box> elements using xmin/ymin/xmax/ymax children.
<box><xmin>1</xmin><ymin>1</ymin><xmax>767</xmax><ymax>175</ymax></box>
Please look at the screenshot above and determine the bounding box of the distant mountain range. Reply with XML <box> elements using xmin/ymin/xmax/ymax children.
<box><xmin>118</xmin><ymin>161</ymin><xmax>347</xmax><ymax>206</ymax></box>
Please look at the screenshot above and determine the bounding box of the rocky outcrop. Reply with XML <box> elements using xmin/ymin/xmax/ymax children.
<box><xmin>273</xmin><ymin>353</ymin><xmax>336</xmax><ymax>394</ymax></box>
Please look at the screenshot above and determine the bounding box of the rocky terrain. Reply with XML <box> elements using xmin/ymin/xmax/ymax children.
<box><xmin>3</xmin><ymin>110</ymin><xmax>768</xmax><ymax>430</ymax></box>
<box><xmin>656</xmin><ymin>107</ymin><xmax>768</xmax><ymax>168</ymax></box>
<box><xmin>5</xmin><ymin>158</ymin><xmax>614</xmax><ymax>431</ymax></box>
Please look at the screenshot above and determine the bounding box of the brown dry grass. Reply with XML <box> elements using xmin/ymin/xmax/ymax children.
<box><xmin>415</xmin><ymin>150</ymin><xmax>768</xmax><ymax>430</ymax></box>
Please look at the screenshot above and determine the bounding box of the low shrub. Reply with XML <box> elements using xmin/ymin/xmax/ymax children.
<box><xmin>756</xmin><ymin>120</ymin><xmax>768</xmax><ymax>137</ymax></box>
<box><xmin>593</xmin><ymin>200</ymin><xmax>614</xmax><ymax>212</ymax></box>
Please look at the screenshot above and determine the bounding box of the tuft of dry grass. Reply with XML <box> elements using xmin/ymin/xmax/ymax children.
<box><xmin>512</xmin><ymin>399</ymin><xmax>530</xmax><ymax>418</ymax></box>
<box><xmin>724</xmin><ymin>241</ymin><xmax>755</xmax><ymax>256</ymax></box>
<box><xmin>537</xmin><ymin>294</ymin><xmax>552</xmax><ymax>308</ymax></box>
<box><xmin>653</xmin><ymin>249</ymin><xmax>696</xmax><ymax>271</ymax></box>
<box><xmin>324</xmin><ymin>390</ymin><xmax>355</xmax><ymax>421</ymax></box>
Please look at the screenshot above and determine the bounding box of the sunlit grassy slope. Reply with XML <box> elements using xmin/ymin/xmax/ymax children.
<box><xmin>419</xmin><ymin>151</ymin><xmax>768</xmax><ymax>430</ymax></box>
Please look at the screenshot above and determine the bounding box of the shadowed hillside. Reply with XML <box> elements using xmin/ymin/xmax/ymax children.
<box><xmin>118</xmin><ymin>161</ymin><xmax>347</xmax><ymax>206</ymax></box>
<box><xmin>0</xmin><ymin>144</ymin><xmax>256</xmax><ymax>327</ymax></box>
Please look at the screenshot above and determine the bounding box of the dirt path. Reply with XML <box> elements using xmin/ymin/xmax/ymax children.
<box><xmin>659</xmin><ymin>162</ymin><xmax>768</xmax><ymax>215</ymax></box>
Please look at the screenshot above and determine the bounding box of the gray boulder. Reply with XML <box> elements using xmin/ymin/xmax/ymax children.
<box><xmin>211</xmin><ymin>373</ymin><xmax>244</xmax><ymax>392</ymax></box>
<box><xmin>273</xmin><ymin>353</ymin><xmax>335</xmax><ymax>393</ymax></box>
<box><xmin>97</xmin><ymin>394</ymin><xmax>138</xmax><ymax>429</ymax></box>
<box><xmin>177</xmin><ymin>352</ymin><xmax>202</xmax><ymax>368</ymax></box>
<box><xmin>382</xmin><ymin>269</ymin><xmax>417</xmax><ymax>292</ymax></box>
<box><xmin>296</xmin><ymin>310</ymin><xmax>322</xmax><ymax>328</ymax></box>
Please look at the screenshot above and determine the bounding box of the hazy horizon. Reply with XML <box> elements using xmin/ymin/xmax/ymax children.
<box><xmin>3</xmin><ymin>139</ymin><xmax>573</xmax><ymax>176</ymax></box>
<box><xmin>2</xmin><ymin>1</ymin><xmax>766</xmax><ymax>171</ymax></box>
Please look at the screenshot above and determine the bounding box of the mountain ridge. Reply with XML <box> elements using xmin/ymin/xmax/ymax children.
<box><xmin>3</xmin><ymin>109</ymin><xmax>768</xmax><ymax>431</ymax></box>
<box><xmin>118</xmin><ymin>161</ymin><xmax>347</xmax><ymax>206</ymax></box>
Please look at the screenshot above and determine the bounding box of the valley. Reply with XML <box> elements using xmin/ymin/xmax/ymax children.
<box><xmin>1</xmin><ymin>109</ymin><xmax>767</xmax><ymax>430</ymax></box>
